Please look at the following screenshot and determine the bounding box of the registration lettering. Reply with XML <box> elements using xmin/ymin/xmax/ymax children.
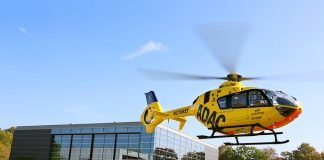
<box><xmin>173</xmin><ymin>109</ymin><xmax>189</xmax><ymax>115</ymax></box>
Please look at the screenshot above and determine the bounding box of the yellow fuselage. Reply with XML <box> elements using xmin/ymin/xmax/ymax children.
<box><xmin>191</xmin><ymin>81</ymin><xmax>302</xmax><ymax>134</ymax></box>
<box><xmin>141</xmin><ymin>81</ymin><xmax>302</xmax><ymax>135</ymax></box>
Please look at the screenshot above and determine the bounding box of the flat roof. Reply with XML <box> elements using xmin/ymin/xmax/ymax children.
<box><xmin>16</xmin><ymin>121</ymin><xmax>142</xmax><ymax>130</ymax></box>
<box><xmin>15</xmin><ymin>121</ymin><xmax>217</xmax><ymax>149</ymax></box>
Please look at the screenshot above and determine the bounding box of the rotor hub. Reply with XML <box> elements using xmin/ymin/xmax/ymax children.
<box><xmin>227</xmin><ymin>73</ymin><xmax>243</xmax><ymax>81</ymax></box>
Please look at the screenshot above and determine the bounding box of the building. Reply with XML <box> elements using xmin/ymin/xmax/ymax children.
<box><xmin>10</xmin><ymin>122</ymin><xmax>218</xmax><ymax>160</ymax></box>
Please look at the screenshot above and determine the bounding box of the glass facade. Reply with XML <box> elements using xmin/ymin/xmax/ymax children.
<box><xmin>154</xmin><ymin>127</ymin><xmax>206</xmax><ymax>160</ymax></box>
<box><xmin>49</xmin><ymin>123</ymin><xmax>217</xmax><ymax>160</ymax></box>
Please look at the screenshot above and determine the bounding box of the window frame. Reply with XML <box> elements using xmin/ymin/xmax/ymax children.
<box><xmin>231</xmin><ymin>92</ymin><xmax>248</xmax><ymax>108</ymax></box>
<box><xmin>248</xmin><ymin>90</ymin><xmax>271</xmax><ymax>107</ymax></box>
<box><xmin>216</xmin><ymin>89</ymin><xmax>273</xmax><ymax>110</ymax></box>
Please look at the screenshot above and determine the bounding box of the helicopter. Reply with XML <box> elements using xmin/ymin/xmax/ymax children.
<box><xmin>140</xmin><ymin>24</ymin><xmax>303</xmax><ymax>145</ymax></box>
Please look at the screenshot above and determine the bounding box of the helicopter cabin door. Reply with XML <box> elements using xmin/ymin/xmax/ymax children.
<box><xmin>217</xmin><ymin>91</ymin><xmax>250</xmax><ymax>127</ymax></box>
<box><xmin>217</xmin><ymin>89</ymin><xmax>273</xmax><ymax>133</ymax></box>
<box><xmin>245</xmin><ymin>89</ymin><xmax>274</xmax><ymax>125</ymax></box>
<box><xmin>229</xmin><ymin>92</ymin><xmax>250</xmax><ymax>125</ymax></box>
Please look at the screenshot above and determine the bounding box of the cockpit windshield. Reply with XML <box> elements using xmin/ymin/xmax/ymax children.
<box><xmin>262</xmin><ymin>89</ymin><xmax>298</xmax><ymax>107</ymax></box>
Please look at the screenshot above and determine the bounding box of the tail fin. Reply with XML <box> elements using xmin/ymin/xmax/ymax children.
<box><xmin>141</xmin><ymin>91</ymin><xmax>167</xmax><ymax>133</ymax></box>
<box><xmin>141</xmin><ymin>91</ymin><xmax>190</xmax><ymax>133</ymax></box>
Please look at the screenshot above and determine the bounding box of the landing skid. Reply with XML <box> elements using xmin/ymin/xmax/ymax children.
<box><xmin>197</xmin><ymin>123</ymin><xmax>289</xmax><ymax>145</ymax></box>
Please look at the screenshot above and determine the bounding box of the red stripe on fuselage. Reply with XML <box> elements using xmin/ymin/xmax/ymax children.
<box><xmin>267</xmin><ymin>108</ymin><xmax>302</xmax><ymax>129</ymax></box>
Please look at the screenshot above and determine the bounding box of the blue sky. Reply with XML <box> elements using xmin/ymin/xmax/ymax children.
<box><xmin>1</xmin><ymin>0</ymin><xmax>324</xmax><ymax>153</ymax></box>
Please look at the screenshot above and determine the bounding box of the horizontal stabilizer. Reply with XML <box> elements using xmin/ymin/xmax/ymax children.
<box><xmin>153</xmin><ymin>110</ymin><xmax>168</xmax><ymax>117</ymax></box>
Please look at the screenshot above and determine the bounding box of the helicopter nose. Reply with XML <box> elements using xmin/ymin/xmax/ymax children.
<box><xmin>270</xmin><ymin>106</ymin><xmax>302</xmax><ymax>129</ymax></box>
<box><xmin>295</xmin><ymin>107</ymin><xmax>302</xmax><ymax>117</ymax></box>
<box><xmin>276</xmin><ymin>106</ymin><xmax>302</xmax><ymax>118</ymax></box>
<box><xmin>286</xmin><ymin>107</ymin><xmax>302</xmax><ymax>122</ymax></box>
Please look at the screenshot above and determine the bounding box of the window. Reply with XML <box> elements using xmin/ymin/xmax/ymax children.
<box><xmin>70</xmin><ymin>135</ymin><xmax>92</xmax><ymax>160</ymax></box>
<box><xmin>248</xmin><ymin>90</ymin><xmax>269</xmax><ymax>107</ymax></box>
<box><xmin>51</xmin><ymin>129</ymin><xmax>60</xmax><ymax>134</ymax></box>
<box><xmin>71</xmin><ymin>128</ymin><xmax>81</xmax><ymax>134</ymax></box>
<box><xmin>81</xmin><ymin>128</ymin><xmax>92</xmax><ymax>133</ymax></box>
<box><xmin>60</xmin><ymin>129</ymin><xmax>71</xmax><ymax>134</ymax></box>
<box><xmin>264</xmin><ymin>89</ymin><xmax>297</xmax><ymax>107</ymax></box>
<box><xmin>232</xmin><ymin>92</ymin><xmax>247</xmax><ymax>108</ymax></box>
<box><xmin>50</xmin><ymin>126</ymin><xmax>214</xmax><ymax>160</ymax></box>
<box><xmin>93</xmin><ymin>128</ymin><xmax>104</xmax><ymax>133</ymax></box>
<box><xmin>116</xmin><ymin>127</ymin><xmax>127</xmax><ymax>132</ymax></box>
<box><xmin>116</xmin><ymin>134</ymin><xmax>128</xmax><ymax>148</ymax></box>
<box><xmin>104</xmin><ymin>127</ymin><xmax>115</xmax><ymax>133</ymax></box>
<box><xmin>128</xmin><ymin>126</ymin><xmax>141</xmax><ymax>132</ymax></box>
<box><xmin>218</xmin><ymin>97</ymin><xmax>227</xmax><ymax>109</ymax></box>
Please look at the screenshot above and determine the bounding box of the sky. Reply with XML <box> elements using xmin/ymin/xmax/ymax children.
<box><xmin>1</xmin><ymin>0</ymin><xmax>324</xmax><ymax>153</ymax></box>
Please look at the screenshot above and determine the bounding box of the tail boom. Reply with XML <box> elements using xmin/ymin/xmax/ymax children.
<box><xmin>141</xmin><ymin>91</ymin><xmax>193</xmax><ymax>133</ymax></box>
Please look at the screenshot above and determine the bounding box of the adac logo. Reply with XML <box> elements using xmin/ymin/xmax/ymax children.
<box><xmin>197</xmin><ymin>105</ymin><xmax>226</xmax><ymax>128</ymax></box>
<box><xmin>143</xmin><ymin>107</ymin><xmax>155</xmax><ymax>124</ymax></box>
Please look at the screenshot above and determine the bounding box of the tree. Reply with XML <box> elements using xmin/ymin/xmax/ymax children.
<box><xmin>292</xmin><ymin>143</ymin><xmax>320</xmax><ymax>160</ymax></box>
<box><xmin>280</xmin><ymin>151</ymin><xmax>293</xmax><ymax>160</ymax></box>
<box><xmin>0</xmin><ymin>143</ymin><xmax>11</xmax><ymax>160</ymax></box>
<box><xmin>321</xmin><ymin>152</ymin><xmax>324</xmax><ymax>160</ymax></box>
<box><xmin>0</xmin><ymin>127</ymin><xmax>15</xmax><ymax>160</ymax></box>
<box><xmin>261</xmin><ymin>147</ymin><xmax>278</xmax><ymax>160</ymax></box>
<box><xmin>233</xmin><ymin>145</ymin><xmax>271</xmax><ymax>160</ymax></box>
<box><xmin>5</xmin><ymin>127</ymin><xmax>15</xmax><ymax>134</ymax></box>
<box><xmin>218</xmin><ymin>145</ymin><xmax>235</xmax><ymax>160</ymax></box>
<box><xmin>218</xmin><ymin>145</ymin><xmax>279</xmax><ymax>160</ymax></box>
<box><xmin>218</xmin><ymin>143</ymin><xmax>324</xmax><ymax>160</ymax></box>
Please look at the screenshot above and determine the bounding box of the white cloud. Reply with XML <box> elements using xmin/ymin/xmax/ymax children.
<box><xmin>18</xmin><ymin>26</ymin><xmax>31</xmax><ymax>36</ymax></box>
<box><xmin>121</xmin><ymin>41</ymin><xmax>168</xmax><ymax>60</ymax></box>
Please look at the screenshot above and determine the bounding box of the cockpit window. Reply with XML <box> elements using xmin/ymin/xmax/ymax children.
<box><xmin>275</xmin><ymin>91</ymin><xmax>297</xmax><ymax>106</ymax></box>
<box><xmin>263</xmin><ymin>89</ymin><xmax>297</xmax><ymax>107</ymax></box>
<box><xmin>248</xmin><ymin>90</ymin><xmax>269</xmax><ymax>106</ymax></box>
<box><xmin>216</xmin><ymin>89</ymin><xmax>295</xmax><ymax>109</ymax></box>
<box><xmin>264</xmin><ymin>89</ymin><xmax>277</xmax><ymax>104</ymax></box>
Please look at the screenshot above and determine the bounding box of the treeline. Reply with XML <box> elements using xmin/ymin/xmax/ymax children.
<box><xmin>0</xmin><ymin>127</ymin><xmax>14</xmax><ymax>160</ymax></box>
<box><xmin>219</xmin><ymin>143</ymin><xmax>324</xmax><ymax>160</ymax></box>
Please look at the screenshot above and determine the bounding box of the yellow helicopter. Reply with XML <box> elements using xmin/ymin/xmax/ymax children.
<box><xmin>140</xmin><ymin>24</ymin><xmax>303</xmax><ymax>145</ymax></box>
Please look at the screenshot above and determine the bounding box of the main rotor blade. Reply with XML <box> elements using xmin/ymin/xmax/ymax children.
<box><xmin>239</xmin><ymin>77</ymin><xmax>262</xmax><ymax>81</ymax></box>
<box><xmin>138</xmin><ymin>69</ymin><xmax>227</xmax><ymax>81</ymax></box>
<box><xmin>196</xmin><ymin>23</ymin><xmax>250</xmax><ymax>73</ymax></box>
<box><xmin>242</xmin><ymin>70</ymin><xmax>324</xmax><ymax>82</ymax></box>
